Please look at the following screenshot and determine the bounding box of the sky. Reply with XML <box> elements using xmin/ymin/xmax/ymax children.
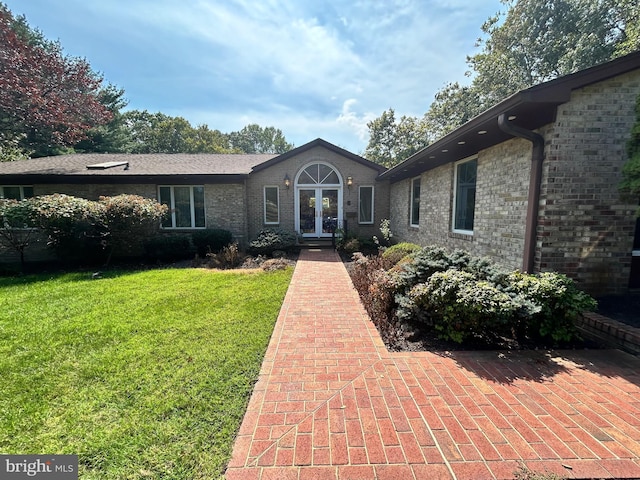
<box><xmin>5</xmin><ymin>0</ymin><xmax>503</xmax><ymax>154</ymax></box>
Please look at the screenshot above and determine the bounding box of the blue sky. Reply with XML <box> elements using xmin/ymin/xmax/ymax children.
<box><xmin>5</xmin><ymin>0</ymin><xmax>502</xmax><ymax>154</ymax></box>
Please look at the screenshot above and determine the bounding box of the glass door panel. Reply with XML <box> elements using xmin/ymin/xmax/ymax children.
<box><xmin>321</xmin><ymin>189</ymin><xmax>338</xmax><ymax>234</ymax></box>
<box><xmin>299</xmin><ymin>189</ymin><xmax>316</xmax><ymax>234</ymax></box>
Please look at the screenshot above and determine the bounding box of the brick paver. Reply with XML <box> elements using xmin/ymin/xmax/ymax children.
<box><xmin>226</xmin><ymin>249</ymin><xmax>640</xmax><ymax>479</ymax></box>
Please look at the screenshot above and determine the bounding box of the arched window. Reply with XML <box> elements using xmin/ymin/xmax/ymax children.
<box><xmin>296</xmin><ymin>163</ymin><xmax>340</xmax><ymax>185</ymax></box>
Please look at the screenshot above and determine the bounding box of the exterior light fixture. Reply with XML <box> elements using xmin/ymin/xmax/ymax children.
<box><xmin>347</xmin><ymin>176</ymin><xmax>353</xmax><ymax>187</ymax></box>
<box><xmin>284</xmin><ymin>174</ymin><xmax>290</xmax><ymax>189</ymax></box>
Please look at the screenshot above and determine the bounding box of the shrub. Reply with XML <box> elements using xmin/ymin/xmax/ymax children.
<box><xmin>144</xmin><ymin>235</ymin><xmax>193</xmax><ymax>261</ymax></box>
<box><xmin>30</xmin><ymin>194</ymin><xmax>107</xmax><ymax>263</ymax></box>
<box><xmin>351</xmin><ymin>244</ymin><xmax>597</xmax><ymax>347</ymax></box>
<box><xmin>398</xmin><ymin>270</ymin><xmax>516</xmax><ymax>343</ymax></box>
<box><xmin>207</xmin><ymin>242</ymin><xmax>242</xmax><ymax>269</ymax></box>
<box><xmin>192</xmin><ymin>228</ymin><xmax>233</xmax><ymax>257</ymax></box>
<box><xmin>381</xmin><ymin>242</ymin><xmax>421</xmax><ymax>266</ymax></box>
<box><xmin>0</xmin><ymin>198</ymin><xmax>38</xmax><ymax>269</ymax></box>
<box><xmin>99</xmin><ymin>195</ymin><xmax>167</xmax><ymax>263</ymax></box>
<box><xmin>349</xmin><ymin>253</ymin><xmax>401</xmax><ymax>345</ymax></box>
<box><xmin>505</xmin><ymin>271</ymin><xmax>597</xmax><ymax>342</ymax></box>
<box><xmin>248</xmin><ymin>228</ymin><xmax>297</xmax><ymax>255</ymax></box>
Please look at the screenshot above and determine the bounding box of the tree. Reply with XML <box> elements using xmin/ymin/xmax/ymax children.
<box><xmin>74</xmin><ymin>84</ymin><xmax>130</xmax><ymax>154</ymax></box>
<box><xmin>0</xmin><ymin>4</ymin><xmax>112</xmax><ymax>158</ymax></box>
<box><xmin>228</xmin><ymin>124</ymin><xmax>294</xmax><ymax>154</ymax></box>
<box><xmin>364</xmin><ymin>109</ymin><xmax>431</xmax><ymax>167</ymax></box>
<box><xmin>365</xmin><ymin>0</ymin><xmax>640</xmax><ymax>163</ymax></box>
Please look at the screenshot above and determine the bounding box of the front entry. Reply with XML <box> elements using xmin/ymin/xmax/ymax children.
<box><xmin>295</xmin><ymin>162</ymin><xmax>343</xmax><ymax>238</ymax></box>
<box><xmin>299</xmin><ymin>188</ymin><xmax>339</xmax><ymax>237</ymax></box>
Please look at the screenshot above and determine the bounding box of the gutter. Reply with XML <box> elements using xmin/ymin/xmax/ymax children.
<box><xmin>497</xmin><ymin>113</ymin><xmax>545</xmax><ymax>273</ymax></box>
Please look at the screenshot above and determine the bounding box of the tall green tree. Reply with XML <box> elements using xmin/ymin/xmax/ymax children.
<box><xmin>365</xmin><ymin>0</ymin><xmax>640</xmax><ymax>165</ymax></box>
<box><xmin>228</xmin><ymin>124</ymin><xmax>293</xmax><ymax>154</ymax></box>
<box><xmin>74</xmin><ymin>84</ymin><xmax>130</xmax><ymax>154</ymax></box>
<box><xmin>364</xmin><ymin>109</ymin><xmax>431</xmax><ymax>167</ymax></box>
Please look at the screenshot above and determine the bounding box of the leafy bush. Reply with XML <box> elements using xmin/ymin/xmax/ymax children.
<box><xmin>381</xmin><ymin>242</ymin><xmax>421</xmax><ymax>266</ymax></box>
<box><xmin>99</xmin><ymin>195</ymin><xmax>167</xmax><ymax>262</ymax></box>
<box><xmin>349</xmin><ymin>253</ymin><xmax>401</xmax><ymax>345</ymax></box>
<box><xmin>397</xmin><ymin>270</ymin><xmax>516</xmax><ymax>343</ymax></box>
<box><xmin>192</xmin><ymin>228</ymin><xmax>233</xmax><ymax>257</ymax></box>
<box><xmin>0</xmin><ymin>198</ymin><xmax>38</xmax><ymax>269</ymax></box>
<box><xmin>504</xmin><ymin>271</ymin><xmax>597</xmax><ymax>342</ymax></box>
<box><xmin>144</xmin><ymin>235</ymin><xmax>193</xmax><ymax>261</ymax></box>
<box><xmin>30</xmin><ymin>194</ymin><xmax>107</xmax><ymax>263</ymax></box>
<box><xmin>248</xmin><ymin>228</ymin><xmax>297</xmax><ymax>255</ymax></box>
<box><xmin>351</xmin><ymin>244</ymin><xmax>597</xmax><ymax>346</ymax></box>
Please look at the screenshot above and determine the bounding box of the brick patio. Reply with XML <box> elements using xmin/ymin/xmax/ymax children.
<box><xmin>225</xmin><ymin>248</ymin><xmax>640</xmax><ymax>480</ymax></box>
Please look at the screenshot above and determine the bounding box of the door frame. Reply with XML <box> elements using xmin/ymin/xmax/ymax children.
<box><xmin>294</xmin><ymin>162</ymin><xmax>344</xmax><ymax>238</ymax></box>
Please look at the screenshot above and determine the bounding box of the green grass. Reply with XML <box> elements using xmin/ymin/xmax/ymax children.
<box><xmin>0</xmin><ymin>267</ymin><xmax>293</xmax><ymax>479</ymax></box>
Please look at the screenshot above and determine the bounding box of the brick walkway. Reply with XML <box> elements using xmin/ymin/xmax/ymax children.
<box><xmin>225</xmin><ymin>249</ymin><xmax>640</xmax><ymax>480</ymax></box>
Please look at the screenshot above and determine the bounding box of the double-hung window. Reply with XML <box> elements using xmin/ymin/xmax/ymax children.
<box><xmin>358</xmin><ymin>186</ymin><xmax>374</xmax><ymax>224</ymax></box>
<box><xmin>1</xmin><ymin>186</ymin><xmax>33</xmax><ymax>200</ymax></box>
<box><xmin>264</xmin><ymin>186</ymin><xmax>279</xmax><ymax>224</ymax></box>
<box><xmin>452</xmin><ymin>158</ymin><xmax>477</xmax><ymax>234</ymax></box>
<box><xmin>410</xmin><ymin>177</ymin><xmax>420</xmax><ymax>227</ymax></box>
<box><xmin>158</xmin><ymin>186</ymin><xmax>205</xmax><ymax>229</ymax></box>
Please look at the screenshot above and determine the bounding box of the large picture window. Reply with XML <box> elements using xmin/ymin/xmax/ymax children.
<box><xmin>358</xmin><ymin>186</ymin><xmax>374</xmax><ymax>224</ymax></box>
<box><xmin>264</xmin><ymin>186</ymin><xmax>279</xmax><ymax>224</ymax></box>
<box><xmin>410</xmin><ymin>177</ymin><xmax>420</xmax><ymax>227</ymax></box>
<box><xmin>453</xmin><ymin>158</ymin><xmax>477</xmax><ymax>234</ymax></box>
<box><xmin>158</xmin><ymin>186</ymin><xmax>205</xmax><ymax>229</ymax></box>
<box><xmin>1</xmin><ymin>186</ymin><xmax>33</xmax><ymax>200</ymax></box>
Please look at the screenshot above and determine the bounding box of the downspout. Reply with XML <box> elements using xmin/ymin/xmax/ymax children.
<box><xmin>497</xmin><ymin>113</ymin><xmax>545</xmax><ymax>273</ymax></box>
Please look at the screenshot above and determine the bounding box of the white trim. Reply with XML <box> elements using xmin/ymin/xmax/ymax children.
<box><xmin>633</xmin><ymin>250</ymin><xmax>640</xmax><ymax>257</ymax></box>
<box><xmin>294</xmin><ymin>161</ymin><xmax>343</xmax><ymax>237</ymax></box>
<box><xmin>358</xmin><ymin>185</ymin><xmax>375</xmax><ymax>224</ymax></box>
<box><xmin>158</xmin><ymin>185</ymin><xmax>206</xmax><ymax>229</ymax></box>
<box><xmin>410</xmin><ymin>176</ymin><xmax>420</xmax><ymax>227</ymax></box>
<box><xmin>263</xmin><ymin>185</ymin><xmax>280</xmax><ymax>224</ymax></box>
<box><xmin>452</xmin><ymin>157</ymin><xmax>477</xmax><ymax>235</ymax></box>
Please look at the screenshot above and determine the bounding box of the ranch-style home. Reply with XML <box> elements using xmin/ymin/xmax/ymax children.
<box><xmin>1</xmin><ymin>51</ymin><xmax>640</xmax><ymax>295</ymax></box>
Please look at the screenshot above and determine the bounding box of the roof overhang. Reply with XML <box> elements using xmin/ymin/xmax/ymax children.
<box><xmin>380</xmin><ymin>51</ymin><xmax>640</xmax><ymax>183</ymax></box>
<box><xmin>0</xmin><ymin>174</ymin><xmax>250</xmax><ymax>185</ymax></box>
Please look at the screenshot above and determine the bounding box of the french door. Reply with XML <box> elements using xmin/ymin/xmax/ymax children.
<box><xmin>298</xmin><ymin>188</ymin><xmax>339</xmax><ymax>238</ymax></box>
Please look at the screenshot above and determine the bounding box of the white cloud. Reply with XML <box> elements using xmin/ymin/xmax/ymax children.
<box><xmin>5</xmin><ymin>0</ymin><xmax>503</xmax><ymax>153</ymax></box>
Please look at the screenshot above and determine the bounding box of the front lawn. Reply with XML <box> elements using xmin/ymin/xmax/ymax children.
<box><xmin>0</xmin><ymin>267</ymin><xmax>292</xmax><ymax>479</ymax></box>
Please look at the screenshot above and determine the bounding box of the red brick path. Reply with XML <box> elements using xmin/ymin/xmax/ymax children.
<box><xmin>226</xmin><ymin>249</ymin><xmax>640</xmax><ymax>479</ymax></box>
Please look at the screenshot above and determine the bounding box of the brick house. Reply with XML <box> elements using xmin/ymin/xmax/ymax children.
<box><xmin>0</xmin><ymin>138</ymin><xmax>388</xmax><ymax>254</ymax></box>
<box><xmin>381</xmin><ymin>51</ymin><xmax>640</xmax><ymax>295</ymax></box>
<box><xmin>2</xmin><ymin>52</ymin><xmax>640</xmax><ymax>294</ymax></box>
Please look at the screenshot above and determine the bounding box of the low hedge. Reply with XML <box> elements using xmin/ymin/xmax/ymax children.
<box><xmin>351</xmin><ymin>245</ymin><xmax>597</xmax><ymax>345</ymax></box>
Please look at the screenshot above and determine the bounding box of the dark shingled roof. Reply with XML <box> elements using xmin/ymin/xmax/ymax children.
<box><xmin>0</xmin><ymin>153</ymin><xmax>277</xmax><ymax>176</ymax></box>
<box><xmin>0</xmin><ymin>153</ymin><xmax>278</xmax><ymax>184</ymax></box>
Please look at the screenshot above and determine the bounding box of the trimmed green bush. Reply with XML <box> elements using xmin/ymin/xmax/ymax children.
<box><xmin>248</xmin><ymin>228</ymin><xmax>297</xmax><ymax>256</ymax></box>
<box><xmin>192</xmin><ymin>228</ymin><xmax>233</xmax><ymax>256</ymax></box>
<box><xmin>30</xmin><ymin>194</ymin><xmax>107</xmax><ymax>263</ymax></box>
<box><xmin>381</xmin><ymin>242</ymin><xmax>421</xmax><ymax>266</ymax></box>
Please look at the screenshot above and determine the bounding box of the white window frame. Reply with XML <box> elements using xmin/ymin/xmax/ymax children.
<box><xmin>263</xmin><ymin>186</ymin><xmax>280</xmax><ymax>225</ymax></box>
<box><xmin>410</xmin><ymin>176</ymin><xmax>421</xmax><ymax>227</ymax></box>
<box><xmin>358</xmin><ymin>185</ymin><xmax>375</xmax><ymax>224</ymax></box>
<box><xmin>452</xmin><ymin>157</ymin><xmax>477</xmax><ymax>235</ymax></box>
<box><xmin>0</xmin><ymin>186</ymin><xmax>34</xmax><ymax>200</ymax></box>
<box><xmin>158</xmin><ymin>185</ymin><xmax>206</xmax><ymax>229</ymax></box>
